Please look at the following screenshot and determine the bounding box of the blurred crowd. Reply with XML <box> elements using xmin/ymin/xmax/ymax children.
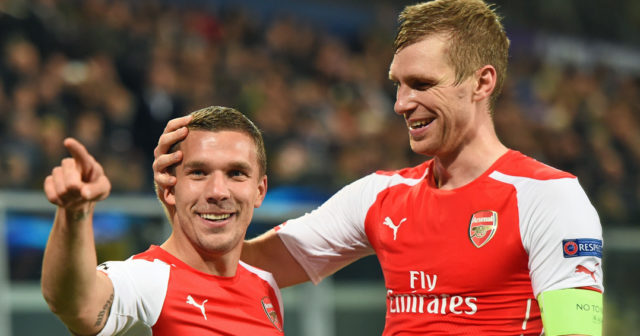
<box><xmin>0</xmin><ymin>0</ymin><xmax>639</xmax><ymax>225</ymax></box>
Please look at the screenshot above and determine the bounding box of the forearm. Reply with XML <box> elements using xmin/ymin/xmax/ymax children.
<box><xmin>41</xmin><ymin>204</ymin><xmax>108</xmax><ymax>331</ymax></box>
<box><xmin>242</xmin><ymin>229</ymin><xmax>311</xmax><ymax>288</ymax></box>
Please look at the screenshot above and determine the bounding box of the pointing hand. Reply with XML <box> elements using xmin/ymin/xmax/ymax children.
<box><xmin>43</xmin><ymin>138</ymin><xmax>111</xmax><ymax>210</ymax></box>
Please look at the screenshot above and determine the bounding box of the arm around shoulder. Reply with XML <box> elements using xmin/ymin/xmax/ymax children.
<box><xmin>242</xmin><ymin>228</ymin><xmax>311</xmax><ymax>288</ymax></box>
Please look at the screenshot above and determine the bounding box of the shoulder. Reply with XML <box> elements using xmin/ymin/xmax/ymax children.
<box><xmin>98</xmin><ymin>246</ymin><xmax>172</xmax><ymax>294</ymax></box>
<box><xmin>488</xmin><ymin>151</ymin><xmax>594</xmax><ymax>212</ymax></box>
<box><xmin>237</xmin><ymin>261</ymin><xmax>284</xmax><ymax>316</ymax></box>
<box><xmin>96</xmin><ymin>247</ymin><xmax>172</xmax><ymax>334</ymax></box>
<box><xmin>130</xmin><ymin>245</ymin><xmax>167</xmax><ymax>262</ymax></box>
<box><xmin>323</xmin><ymin>161</ymin><xmax>429</xmax><ymax>213</ymax></box>
<box><xmin>238</xmin><ymin>261</ymin><xmax>279</xmax><ymax>287</ymax></box>
<box><xmin>493</xmin><ymin>150</ymin><xmax>574</xmax><ymax>181</ymax></box>
<box><xmin>374</xmin><ymin>160</ymin><xmax>430</xmax><ymax>179</ymax></box>
<box><xmin>351</xmin><ymin>160</ymin><xmax>429</xmax><ymax>193</ymax></box>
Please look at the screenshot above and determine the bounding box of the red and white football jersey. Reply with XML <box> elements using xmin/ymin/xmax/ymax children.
<box><xmin>277</xmin><ymin>150</ymin><xmax>603</xmax><ymax>335</ymax></box>
<box><xmin>97</xmin><ymin>245</ymin><xmax>284</xmax><ymax>336</ymax></box>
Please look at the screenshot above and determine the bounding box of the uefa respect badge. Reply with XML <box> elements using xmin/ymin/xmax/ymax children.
<box><xmin>562</xmin><ymin>239</ymin><xmax>603</xmax><ymax>258</ymax></box>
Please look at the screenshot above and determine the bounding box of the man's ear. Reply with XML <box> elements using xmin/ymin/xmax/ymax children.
<box><xmin>164</xmin><ymin>186</ymin><xmax>176</xmax><ymax>206</ymax></box>
<box><xmin>253</xmin><ymin>175</ymin><xmax>268</xmax><ymax>208</ymax></box>
<box><xmin>473</xmin><ymin>65</ymin><xmax>497</xmax><ymax>102</ymax></box>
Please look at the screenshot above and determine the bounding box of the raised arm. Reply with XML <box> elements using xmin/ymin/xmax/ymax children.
<box><xmin>41</xmin><ymin>138</ymin><xmax>113</xmax><ymax>335</ymax></box>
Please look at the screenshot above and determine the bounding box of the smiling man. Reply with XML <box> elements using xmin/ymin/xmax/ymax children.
<box><xmin>41</xmin><ymin>106</ymin><xmax>284</xmax><ymax>335</ymax></box>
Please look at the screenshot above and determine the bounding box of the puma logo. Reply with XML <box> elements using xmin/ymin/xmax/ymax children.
<box><xmin>186</xmin><ymin>295</ymin><xmax>208</xmax><ymax>320</ymax></box>
<box><xmin>575</xmin><ymin>263</ymin><xmax>599</xmax><ymax>282</ymax></box>
<box><xmin>383</xmin><ymin>217</ymin><xmax>406</xmax><ymax>240</ymax></box>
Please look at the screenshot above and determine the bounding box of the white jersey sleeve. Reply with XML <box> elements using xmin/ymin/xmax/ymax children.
<box><xmin>96</xmin><ymin>258</ymin><xmax>171</xmax><ymax>336</ymax></box>
<box><xmin>277</xmin><ymin>172</ymin><xmax>424</xmax><ymax>284</ymax></box>
<box><xmin>490</xmin><ymin>172</ymin><xmax>604</xmax><ymax>297</ymax></box>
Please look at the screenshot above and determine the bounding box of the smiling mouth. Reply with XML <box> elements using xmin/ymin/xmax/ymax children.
<box><xmin>199</xmin><ymin>213</ymin><xmax>232</xmax><ymax>221</ymax></box>
<box><xmin>408</xmin><ymin>118</ymin><xmax>435</xmax><ymax>130</ymax></box>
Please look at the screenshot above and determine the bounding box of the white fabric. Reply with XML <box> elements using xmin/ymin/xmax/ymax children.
<box><xmin>97</xmin><ymin>258</ymin><xmax>170</xmax><ymax>336</ymax></box>
<box><xmin>278</xmin><ymin>171</ymin><xmax>425</xmax><ymax>284</ymax></box>
<box><xmin>489</xmin><ymin>171</ymin><xmax>604</xmax><ymax>296</ymax></box>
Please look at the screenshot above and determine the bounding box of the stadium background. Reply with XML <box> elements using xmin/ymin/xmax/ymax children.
<box><xmin>0</xmin><ymin>0</ymin><xmax>638</xmax><ymax>334</ymax></box>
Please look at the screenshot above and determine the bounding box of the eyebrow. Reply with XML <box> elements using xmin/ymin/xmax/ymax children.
<box><xmin>183</xmin><ymin>160</ymin><xmax>253</xmax><ymax>173</ymax></box>
<box><xmin>399</xmin><ymin>73</ymin><xmax>437</xmax><ymax>82</ymax></box>
<box><xmin>182</xmin><ymin>160</ymin><xmax>207</xmax><ymax>170</ymax></box>
<box><xmin>227</xmin><ymin>161</ymin><xmax>253</xmax><ymax>173</ymax></box>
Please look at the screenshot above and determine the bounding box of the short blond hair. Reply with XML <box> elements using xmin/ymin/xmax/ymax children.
<box><xmin>169</xmin><ymin>106</ymin><xmax>266</xmax><ymax>177</ymax></box>
<box><xmin>395</xmin><ymin>0</ymin><xmax>510</xmax><ymax>108</ymax></box>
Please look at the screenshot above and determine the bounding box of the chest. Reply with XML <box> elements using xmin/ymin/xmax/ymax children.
<box><xmin>364</xmin><ymin>180</ymin><xmax>531</xmax><ymax>294</ymax></box>
<box><xmin>151</xmin><ymin>268</ymin><xmax>283</xmax><ymax>335</ymax></box>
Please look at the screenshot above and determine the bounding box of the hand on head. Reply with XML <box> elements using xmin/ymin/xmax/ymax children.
<box><xmin>43</xmin><ymin>138</ymin><xmax>111</xmax><ymax>210</ymax></box>
<box><xmin>152</xmin><ymin>114</ymin><xmax>192</xmax><ymax>200</ymax></box>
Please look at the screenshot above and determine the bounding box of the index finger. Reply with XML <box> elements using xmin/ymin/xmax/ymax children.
<box><xmin>163</xmin><ymin>114</ymin><xmax>193</xmax><ymax>133</ymax></box>
<box><xmin>154</xmin><ymin>115</ymin><xmax>193</xmax><ymax>158</ymax></box>
<box><xmin>63</xmin><ymin>137</ymin><xmax>94</xmax><ymax>179</ymax></box>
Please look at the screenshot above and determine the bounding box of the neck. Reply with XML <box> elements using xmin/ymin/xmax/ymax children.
<box><xmin>161</xmin><ymin>235</ymin><xmax>240</xmax><ymax>277</ymax></box>
<box><xmin>432</xmin><ymin>132</ymin><xmax>508</xmax><ymax>190</ymax></box>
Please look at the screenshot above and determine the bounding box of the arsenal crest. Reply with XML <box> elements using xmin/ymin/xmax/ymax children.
<box><xmin>261</xmin><ymin>296</ymin><xmax>283</xmax><ymax>331</ymax></box>
<box><xmin>468</xmin><ymin>210</ymin><xmax>498</xmax><ymax>248</ymax></box>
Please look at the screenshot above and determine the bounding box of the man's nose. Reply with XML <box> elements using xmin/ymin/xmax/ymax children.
<box><xmin>205</xmin><ymin>171</ymin><xmax>231</xmax><ymax>201</ymax></box>
<box><xmin>394</xmin><ymin>85</ymin><xmax>418</xmax><ymax>116</ymax></box>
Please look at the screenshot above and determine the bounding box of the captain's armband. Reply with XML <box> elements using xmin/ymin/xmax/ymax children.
<box><xmin>538</xmin><ymin>288</ymin><xmax>602</xmax><ymax>336</ymax></box>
